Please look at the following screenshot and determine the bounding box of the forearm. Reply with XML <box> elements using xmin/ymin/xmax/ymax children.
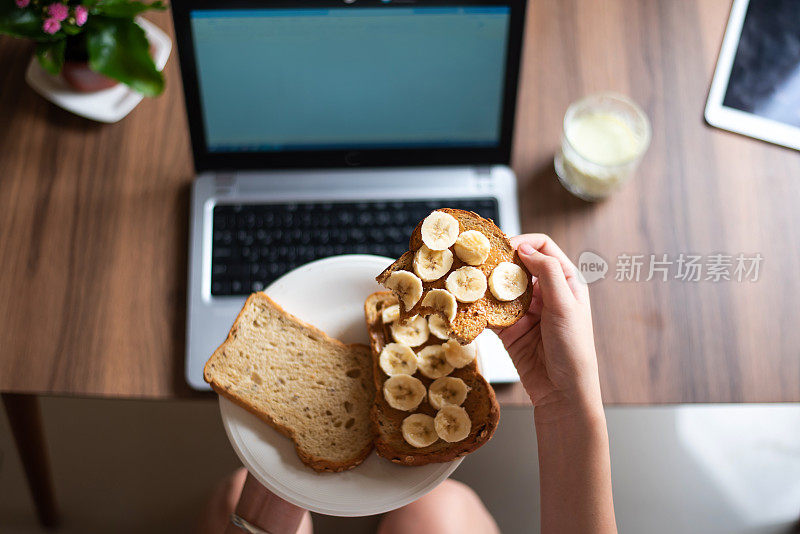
<box><xmin>535</xmin><ymin>388</ymin><xmax>617</xmax><ymax>534</ymax></box>
<box><xmin>223</xmin><ymin>473</ymin><xmax>306</xmax><ymax>534</ymax></box>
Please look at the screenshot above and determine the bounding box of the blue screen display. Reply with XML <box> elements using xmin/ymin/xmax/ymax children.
<box><xmin>190</xmin><ymin>7</ymin><xmax>510</xmax><ymax>152</ymax></box>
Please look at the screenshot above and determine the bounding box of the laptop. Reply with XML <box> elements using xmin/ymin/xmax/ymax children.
<box><xmin>171</xmin><ymin>0</ymin><xmax>528</xmax><ymax>390</ymax></box>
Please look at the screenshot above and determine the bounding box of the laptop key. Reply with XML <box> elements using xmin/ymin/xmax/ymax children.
<box><xmin>213</xmin><ymin>247</ymin><xmax>233</xmax><ymax>259</ymax></box>
<box><xmin>211</xmin><ymin>280</ymin><xmax>230</xmax><ymax>295</ymax></box>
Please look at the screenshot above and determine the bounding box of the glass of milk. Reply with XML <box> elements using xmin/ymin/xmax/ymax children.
<box><xmin>554</xmin><ymin>93</ymin><xmax>651</xmax><ymax>200</ymax></box>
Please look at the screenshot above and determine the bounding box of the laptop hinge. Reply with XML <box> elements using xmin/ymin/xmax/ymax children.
<box><xmin>213</xmin><ymin>172</ymin><xmax>236</xmax><ymax>194</ymax></box>
<box><xmin>475</xmin><ymin>166</ymin><xmax>493</xmax><ymax>179</ymax></box>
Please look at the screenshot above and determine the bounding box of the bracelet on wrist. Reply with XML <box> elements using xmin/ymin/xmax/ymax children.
<box><xmin>230</xmin><ymin>513</ymin><xmax>273</xmax><ymax>534</ymax></box>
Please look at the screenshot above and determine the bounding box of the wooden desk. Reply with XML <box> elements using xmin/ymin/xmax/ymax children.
<box><xmin>3</xmin><ymin>2</ymin><xmax>800</xmax><ymax>403</ymax></box>
<box><xmin>2</xmin><ymin>1</ymin><xmax>799</xmax><ymax>526</ymax></box>
<box><xmin>4</xmin><ymin>3</ymin><xmax>799</xmax><ymax>405</ymax></box>
<box><xmin>2</xmin><ymin>0</ymin><xmax>800</xmax><ymax>404</ymax></box>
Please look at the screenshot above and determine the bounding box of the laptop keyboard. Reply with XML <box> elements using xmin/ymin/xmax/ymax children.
<box><xmin>210</xmin><ymin>198</ymin><xmax>500</xmax><ymax>296</ymax></box>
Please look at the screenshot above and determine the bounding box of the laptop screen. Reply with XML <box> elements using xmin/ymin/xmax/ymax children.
<box><xmin>189</xmin><ymin>6</ymin><xmax>511</xmax><ymax>154</ymax></box>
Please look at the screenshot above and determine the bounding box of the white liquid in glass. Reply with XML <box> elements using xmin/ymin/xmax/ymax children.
<box><xmin>555</xmin><ymin>94</ymin><xmax>650</xmax><ymax>200</ymax></box>
<box><xmin>567</xmin><ymin>113</ymin><xmax>641</xmax><ymax>165</ymax></box>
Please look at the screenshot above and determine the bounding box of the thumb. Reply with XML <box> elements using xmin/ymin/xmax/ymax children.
<box><xmin>517</xmin><ymin>243</ymin><xmax>575</xmax><ymax>311</ymax></box>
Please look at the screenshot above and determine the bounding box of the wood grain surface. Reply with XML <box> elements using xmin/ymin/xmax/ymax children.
<box><xmin>1</xmin><ymin>2</ymin><xmax>798</xmax><ymax>403</ymax></box>
<box><xmin>0</xmin><ymin>11</ymin><xmax>195</xmax><ymax>397</ymax></box>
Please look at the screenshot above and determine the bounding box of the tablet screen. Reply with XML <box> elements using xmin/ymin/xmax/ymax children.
<box><xmin>722</xmin><ymin>0</ymin><xmax>800</xmax><ymax>128</ymax></box>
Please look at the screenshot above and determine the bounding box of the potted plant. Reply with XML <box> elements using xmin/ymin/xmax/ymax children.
<box><xmin>0</xmin><ymin>0</ymin><xmax>166</xmax><ymax>95</ymax></box>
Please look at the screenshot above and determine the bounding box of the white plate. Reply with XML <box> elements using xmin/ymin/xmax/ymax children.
<box><xmin>25</xmin><ymin>17</ymin><xmax>171</xmax><ymax>123</ymax></box>
<box><xmin>219</xmin><ymin>255</ymin><xmax>462</xmax><ymax>517</ymax></box>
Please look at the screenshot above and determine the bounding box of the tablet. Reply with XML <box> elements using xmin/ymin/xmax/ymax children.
<box><xmin>705</xmin><ymin>0</ymin><xmax>800</xmax><ymax>150</ymax></box>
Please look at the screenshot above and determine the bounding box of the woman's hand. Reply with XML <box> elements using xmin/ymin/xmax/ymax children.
<box><xmin>497</xmin><ymin>234</ymin><xmax>602</xmax><ymax>422</ymax></box>
<box><xmin>499</xmin><ymin>234</ymin><xmax>617</xmax><ymax>534</ymax></box>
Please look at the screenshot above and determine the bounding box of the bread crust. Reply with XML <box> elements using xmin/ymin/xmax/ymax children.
<box><xmin>376</xmin><ymin>208</ymin><xmax>533</xmax><ymax>344</ymax></box>
<box><xmin>205</xmin><ymin>293</ymin><xmax>376</xmax><ymax>473</ymax></box>
<box><xmin>364</xmin><ymin>292</ymin><xmax>500</xmax><ymax>466</ymax></box>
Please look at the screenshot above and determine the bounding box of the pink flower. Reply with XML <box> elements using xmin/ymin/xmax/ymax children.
<box><xmin>42</xmin><ymin>17</ymin><xmax>61</xmax><ymax>34</ymax></box>
<box><xmin>74</xmin><ymin>5</ymin><xmax>88</xmax><ymax>26</ymax></box>
<box><xmin>15</xmin><ymin>0</ymin><xmax>30</xmax><ymax>8</ymax></box>
<box><xmin>47</xmin><ymin>3</ymin><xmax>68</xmax><ymax>22</ymax></box>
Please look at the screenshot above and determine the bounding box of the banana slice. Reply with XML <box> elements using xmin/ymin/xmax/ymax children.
<box><xmin>381</xmin><ymin>304</ymin><xmax>400</xmax><ymax>324</ymax></box>
<box><xmin>454</xmin><ymin>230</ymin><xmax>491</xmax><ymax>265</ymax></box>
<box><xmin>379</xmin><ymin>343</ymin><xmax>418</xmax><ymax>376</ymax></box>
<box><xmin>488</xmin><ymin>262</ymin><xmax>529</xmax><ymax>301</ymax></box>
<box><xmin>413</xmin><ymin>245</ymin><xmax>454</xmax><ymax>282</ymax></box>
<box><xmin>384</xmin><ymin>270</ymin><xmax>423</xmax><ymax>311</ymax></box>
<box><xmin>421</xmin><ymin>289</ymin><xmax>457</xmax><ymax>323</ymax></box>
<box><xmin>445</xmin><ymin>266</ymin><xmax>487</xmax><ymax>303</ymax></box>
<box><xmin>421</xmin><ymin>211</ymin><xmax>460</xmax><ymax>251</ymax></box>
<box><xmin>416</xmin><ymin>345</ymin><xmax>454</xmax><ymax>379</ymax></box>
<box><xmin>383</xmin><ymin>375</ymin><xmax>426</xmax><ymax>411</ymax></box>
<box><xmin>434</xmin><ymin>406</ymin><xmax>472</xmax><ymax>442</ymax></box>
<box><xmin>428</xmin><ymin>377</ymin><xmax>470</xmax><ymax>410</ymax></box>
<box><xmin>401</xmin><ymin>414</ymin><xmax>438</xmax><ymax>448</ymax></box>
<box><xmin>390</xmin><ymin>315</ymin><xmax>429</xmax><ymax>347</ymax></box>
<box><xmin>428</xmin><ymin>314</ymin><xmax>451</xmax><ymax>340</ymax></box>
<box><xmin>443</xmin><ymin>339</ymin><xmax>478</xmax><ymax>368</ymax></box>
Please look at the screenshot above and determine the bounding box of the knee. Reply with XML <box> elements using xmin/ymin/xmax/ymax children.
<box><xmin>430</xmin><ymin>478</ymin><xmax>482</xmax><ymax>505</ymax></box>
<box><xmin>379</xmin><ymin>479</ymin><xmax>497</xmax><ymax>534</ymax></box>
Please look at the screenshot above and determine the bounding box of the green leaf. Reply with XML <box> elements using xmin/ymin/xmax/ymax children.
<box><xmin>94</xmin><ymin>0</ymin><xmax>166</xmax><ymax>18</ymax></box>
<box><xmin>35</xmin><ymin>39</ymin><xmax>66</xmax><ymax>74</ymax></box>
<box><xmin>0</xmin><ymin>1</ymin><xmax>56</xmax><ymax>40</ymax></box>
<box><xmin>85</xmin><ymin>16</ymin><xmax>163</xmax><ymax>96</ymax></box>
<box><xmin>62</xmin><ymin>23</ymin><xmax>83</xmax><ymax>36</ymax></box>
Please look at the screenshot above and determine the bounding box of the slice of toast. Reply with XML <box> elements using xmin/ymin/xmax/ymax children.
<box><xmin>204</xmin><ymin>293</ymin><xmax>376</xmax><ymax>473</ymax></box>
<box><xmin>364</xmin><ymin>291</ymin><xmax>500</xmax><ymax>466</ymax></box>
<box><xmin>376</xmin><ymin>208</ymin><xmax>533</xmax><ymax>345</ymax></box>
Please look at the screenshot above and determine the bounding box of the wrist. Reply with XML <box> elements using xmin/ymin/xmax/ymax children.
<box><xmin>533</xmin><ymin>379</ymin><xmax>604</xmax><ymax>426</ymax></box>
<box><xmin>226</xmin><ymin>473</ymin><xmax>306</xmax><ymax>534</ymax></box>
<box><xmin>534</xmin><ymin>398</ymin><xmax>608</xmax><ymax>457</ymax></box>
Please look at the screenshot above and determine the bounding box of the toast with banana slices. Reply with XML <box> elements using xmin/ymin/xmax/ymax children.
<box><xmin>204</xmin><ymin>292</ymin><xmax>376</xmax><ymax>472</ymax></box>
<box><xmin>364</xmin><ymin>291</ymin><xmax>500</xmax><ymax>466</ymax></box>
<box><xmin>376</xmin><ymin>208</ymin><xmax>533</xmax><ymax>345</ymax></box>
